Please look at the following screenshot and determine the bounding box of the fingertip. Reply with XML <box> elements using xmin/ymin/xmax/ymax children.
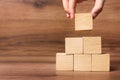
<box><xmin>70</xmin><ymin>16</ymin><xmax>74</xmax><ymax>19</ymax></box>
<box><xmin>70</xmin><ymin>13</ymin><xmax>75</xmax><ymax>19</ymax></box>
<box><xmin>91</xmin><ymin>12</ymin><xmax>97</xmax><ymax>19</ymax></box>
<box><xmin>66</xmin><ymin>13</ymin><xmax>70</xmax><ymax>18</ymax></box>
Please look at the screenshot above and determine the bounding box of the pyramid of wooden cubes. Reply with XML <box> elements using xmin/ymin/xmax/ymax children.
<box><xmin>56</xmin><ymin>13</ymin><xmax>110</xmax><ymax>72</ymax></box>
<box><xmin>56</xmin><ymin>37</ymin><xmax>110</xmax><ymax>71</ymax></box>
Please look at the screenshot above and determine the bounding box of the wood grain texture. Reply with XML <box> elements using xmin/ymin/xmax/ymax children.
<box><xmin>74</xmin><ymin>54</ymin><xmax>91</xmax><ymax>71</ymax></box>
<box><xmin>83</xmin><ymin>37</ymin><xmax>102</xmax><ymax>54</ymax></box>
<box><xmin>65</xmin><ymin>37</ymin><xmax>83</xmax><ymax>54</ymax></box>
<box><xmin>0</xmin><ymin>0</ymin><xmax>119</xmax><ymax>57</ymax></box>
<box><xmin>0</xmin><ymin>1</ymin><xmax>119</xmax><ymax>79</ymax></box>
<box><xmin>75</xmin><ymin>13</ymin><xmax>93</xmax><ymax>30</ymax></box>
<box><xmin>56</xmin><ymin>53</ymin><xmax>73</xmax><ymax>70</ymax></box>
<box><xmin>92</xmin><ymin>54</ymin><xmax>110</xmax><ymax>71</ymax></box>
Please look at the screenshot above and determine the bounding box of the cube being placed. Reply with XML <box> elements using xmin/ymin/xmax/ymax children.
<box><xmin>56</xmin><ymin>53</ymin><xmax>73</xmax><ymax>70</ymax></box>
<box><xmin>75</xmin><ymin>13</ymin><xmax>93</xmax><ymax>30</ymax></box>
<box><xmin>92</xmin><ymin>54</ymin><xmax>110</xmax><ymax>71</ymax></box>
<box><xmin>74</xmin><ymin>54</ymin><xmax>91</xmax><ymax>71</ymax></box>
<box><xmin>83</xmin><ymin>37</ymin><xmax>102</xmax><ymax>54</ymax></box>
<box><xmin>65</xmin><ymin>37</ymin><xmax>83</xmax><ymax>54</ymax></box>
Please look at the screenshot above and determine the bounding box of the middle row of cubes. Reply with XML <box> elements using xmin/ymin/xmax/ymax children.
<box><xmin>65</xmin><ymin>37</ymin><xmax>102</xmax><ymax>54</ymax></box>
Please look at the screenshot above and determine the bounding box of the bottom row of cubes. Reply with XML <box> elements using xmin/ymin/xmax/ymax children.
<box><xmin>56</xmin><ymin>53</ymin><xmax>110</xmax><ymax>71</ymax></box>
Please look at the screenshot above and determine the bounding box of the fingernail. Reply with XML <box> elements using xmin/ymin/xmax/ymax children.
<box><xmin>66</xmin><ymin>13</ymin><xmax>70</xmax><ymax>18</ymax></box>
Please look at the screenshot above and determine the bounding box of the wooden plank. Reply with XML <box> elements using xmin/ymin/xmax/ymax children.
<box><xmin>0</xmin><ymin>0</ymin><xmax>119</xmax><ymax>57</ymax></box>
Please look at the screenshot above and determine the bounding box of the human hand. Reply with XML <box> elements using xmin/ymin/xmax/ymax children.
<box><xmin>62</xmin><ymin>0</ymin><xmax>105</xmax><ymax>19</ymax></box>
<box><xmin>62</xmin><ymin>0</ymin><xmax>76</xmax><ymax>19</ymax></box>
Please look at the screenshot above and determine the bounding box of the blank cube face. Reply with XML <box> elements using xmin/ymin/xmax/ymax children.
<box><xmin>83</xmin><ymin>37</ymin><xmax>102</xmax><ymax>54</ymax></box>
<box><xmin>75</xmin><ymin>13</ymin><xmax>93</xmax><ymax>30</ymax></box>
<box><xmin>56</xmin><ymin>53</ymin><xmax>73</xmax><ymax>70</ymax></box>
<box><xmin>74</xmin><ymin>55</ymin><xmax>91</xmax><ymax>71</ymax></box>
<box><xmin>92</xmin><ymin>54</ymin><xmax>110</xmax><ymax>71</ymax></box>
<box><xmin>65</xmin><ymin>38</ymin><xmax>83</xmax><ymax>54</ymax></box>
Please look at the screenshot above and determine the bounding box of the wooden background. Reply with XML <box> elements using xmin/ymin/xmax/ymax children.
<box><xmin>0</xmin><ymin>0</ymin><xmax>119</xmax><ymax>62</ymax></box>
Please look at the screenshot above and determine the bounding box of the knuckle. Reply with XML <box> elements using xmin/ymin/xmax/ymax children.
<box><xmin>64</xmin><ymin>8</ymin><xmax>69</xmax><ymax>12</ymax></box>
<box><xmin>98</xmin><ymin>7</ymin><xmax>103</xmax><ymax>12</ymax></box>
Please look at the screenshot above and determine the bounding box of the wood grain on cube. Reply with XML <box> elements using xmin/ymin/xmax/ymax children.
<box><xmin>75</xmin><ymin>13</ymin><xmax>93</xmax><ymax>30</ymax></box>
<box><xmin>92</xmin><ymin>54</ymin><xmax>110</xmax><ymax>71</ymax></box>
<box><xmin>65</xmin><ymin>37</ymin><xmax>83</xmax><ymax>54</ymax></box>
<box><xmin>56</xmin><ymin>53</ymin><xmax>73</xmax><ymax>70</ymax></box>
<box><xmin>83</xmin><ymin>37</ymin><xmax>102</xmax><ymax>54</ymax></box>
<box><xmin>74</xmin><ymin>54</ymin><xmax>91</xmax><ymax>71</ymax></box>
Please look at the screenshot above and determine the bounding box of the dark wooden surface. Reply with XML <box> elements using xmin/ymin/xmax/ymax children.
<box><xmin>0</xmin><ymin>0</ymin><xmax>120</xmax><ymax>80</ymax></box>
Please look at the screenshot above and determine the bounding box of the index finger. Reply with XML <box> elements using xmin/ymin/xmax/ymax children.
<box><xmin>69</xmin><ymin>0</ymin><xmax>76</xmax><ymax>19</ymax></box>
<box><xmin>62</xmin><ymin>0</ymin><xmax>69</xmax><ymax>12</ymax></box>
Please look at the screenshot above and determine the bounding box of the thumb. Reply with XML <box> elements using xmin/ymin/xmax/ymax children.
<box><xmin>91</xmin><ymin>0</ymin><xmax>105</xmax><ymax>19</ymax></box>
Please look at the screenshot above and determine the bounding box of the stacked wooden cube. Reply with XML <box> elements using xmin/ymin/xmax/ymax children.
<box><xmin>56</xmin><ymin>13</ymin><xmax>110</xmax><ymax>71</ymax></box>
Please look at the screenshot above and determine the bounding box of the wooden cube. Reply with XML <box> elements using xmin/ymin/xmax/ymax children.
<box><xmin>83</xmin><ymin>37</ymin><xmax>102</xmax><ymax>54</ymax></box>
<box><xmin>92</xmin><ymin>54</ymin><xmax>110</xmax><ymax>71</ymax></box>
<box><xmin>74</xmin><ymin>54</ymin><xmax>91</xmax><ymax>71</ymax></box>
<box><xmin>56</xmin><ymin>53</ymin><xmax>73</xmax><ymax>70</ymax></box>
<box><xmin>75</xmin><ymin>13</ymin><xmax>93</xmax><ymax>30</ymax></box>
<box><xmin>65</xmin><ymin>37</ymin><xmax>83</xmax><ymax>54</ymax></box>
